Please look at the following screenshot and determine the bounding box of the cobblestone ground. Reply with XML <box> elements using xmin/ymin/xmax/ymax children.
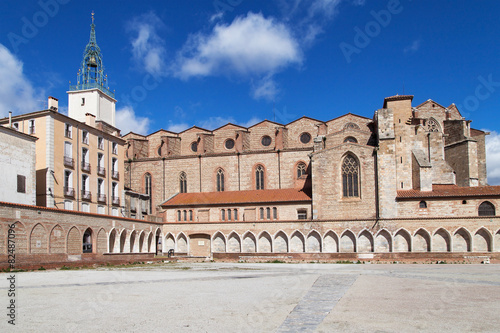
<box><xmin>1</xmin><ymin>262</ymin><xmax>500</xmax><ymax>332</ymax></box>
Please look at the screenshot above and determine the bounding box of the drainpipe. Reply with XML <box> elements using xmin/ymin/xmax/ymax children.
<box><xmin>162</xmin><ymin>157</ymin><xmax>165</xmax><ymax>201</ymax></box>
<box><xmin>374</xmin><ymin>148</ymin><xmax>380</xmax><ymax>227</ymax></box>
<box><xmin>277</xmin><ymin>150</ymin><xmax>281</xmax><ymax>189</ymax></box>
<box><xmin>237</xmin><ymin>152</ymin><xmax>241</xmax><ymax>191</ymax></box>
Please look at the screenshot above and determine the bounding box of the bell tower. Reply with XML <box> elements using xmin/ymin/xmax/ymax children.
<box><xmin>68</xmin><ymin>12</ymin><xmax>116</xmax><ymax>126</ymax></box>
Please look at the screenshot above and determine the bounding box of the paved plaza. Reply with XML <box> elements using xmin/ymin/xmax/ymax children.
<box><xmin>2</xmin><ymin>262</ymin><xmax>500</xmax><ymax>332</ymax></box>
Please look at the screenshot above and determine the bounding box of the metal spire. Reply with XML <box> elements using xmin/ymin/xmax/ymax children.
<box><xmin>69</xmin><ymin>12</ymin><xmax>114</xmax><ymax>98</ymax></box>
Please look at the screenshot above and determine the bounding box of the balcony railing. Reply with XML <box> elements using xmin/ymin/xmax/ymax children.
<box><xmin>112</xmin><ymin>196</ymin><xmax>120</xmax><ymax>206</ymax></box>
<box><xmin>97</xmin><ymin>194</ymin><xmax>106</xmax><ymax>203</ymax></box>
<box><xmin>65</xmin><ymin>130</ymin><xmax>72</xmax><ymax>138</ymax></box>
<box><xmin>81</xmin><ymin>162</ymin><xmax>91</xmax><ymax>173</ymax></box>
<box><xmin>112</xmin><ymin>170</ymin><xmax>119</xmax><ymax>180</ymax></box>
<box><xmin>97</xmin><ymin>167</ymin><xmax>106</xmax><ymax>177</ymax></box>
<box><xmin>81</xmin><ymin>190</ymin><xmax>92</xmax><ymax>201</ymax></box>
<box><xmin>64</xmin><ymin>187</ymin><xmax>75</xmax><ymax>198</ymax></box>
<box><xmin>64</xmin><ymin>156</ymin><xmax>74</xmax><ymax>168</ymax></box>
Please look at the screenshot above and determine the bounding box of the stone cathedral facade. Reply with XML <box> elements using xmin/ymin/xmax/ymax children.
<box><xmin>124</xmin><ymin>95</ymin><xmax>500</xmax><ymax>259</ymax></box>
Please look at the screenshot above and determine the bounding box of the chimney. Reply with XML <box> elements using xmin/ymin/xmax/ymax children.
<box><xmin>8</xmin><ymin>111</ymin><xmax>12</xmax><ymax>127</ymax></box>
<box><xmin>48</xmin><ymin>96</ymin><xmax>58</xmax><ymax>111</ymax></box>
<box><xmin>85</xmin><ymin>113</ymin><xmax>96</xmax><ymax>127</ymax></box>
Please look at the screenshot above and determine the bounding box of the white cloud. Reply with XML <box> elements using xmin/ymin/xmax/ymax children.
<box><xmin>252</xmin><ymin>75</ymin><xmax>279</xmax><ymax>101</ymax></box>
<box><xmin>0</xmin><ymin>44</ymin><xmax>44</xmax><ymax>117</ymax></box>
<box><xmin>240</xmin><ymin>116</ymin><xmax>261</xmax><ymax>128</ymax></box>
<box><xmin>166</xmin><ymin>121</ymin><xmax>190</xmax><ymax>133</ymax></box>
<box><xmin>404</xmin><ymin>39</ymin><xmax>421</xmax><ymax>54</ymax></box>
<box><xmin>199</xmin><ymin>116</ymin><xmax>236</xmax><ymax>130</ymax></box>
<box><xmin>486</xmin><ymin>130</ymin><xmax>500</xmax><ymax>185</ymax></box>
<box><xmin>116</xmin><ymin>106</ymin><xmax>150</xmax><ymax>135</ymax></box>
<box><xmin>127</xmin><ymin>12</ymin><xmax>167</xmax><ymax>75</ymax></box>
<box><xmin>174</xmin><ymin>12</ymin><xmax>302</xmax><ymax>80</ymax></box>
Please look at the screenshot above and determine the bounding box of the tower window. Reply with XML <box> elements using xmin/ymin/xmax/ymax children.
<box><xmin>256</xmin><ymin>165</ymin><xmax>264</xmax><ymax>190</ymax></box>
<box><xmin>342</xmin><ymin>155</ymin><xmax>359</xmax><ymax>197</ymax></box>
<box><xmin>216</xmin><ymin>169</ymin><xmax>224</xmax><ymax>192</ymax></box>
<box><xmin>179</xmin><ymin>172</ymin><xmax>187</xmax><ymax>193</ymax></box>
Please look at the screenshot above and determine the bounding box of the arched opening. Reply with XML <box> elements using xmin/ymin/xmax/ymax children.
<box><xmin>108</xmin><ymin>229</ymin><xmax>117</xmax><ymax>253</ymax></box>
<box><xmin>138</xmin><ymin>232</ymin><xmax>145</xmax><ymax>253</ymax></box>
<box><xmin>119</xmin><ymin>230</ymin><xmax>127</xmax><ymax>253</ymax></box>
<box><xmin>30</xmin><ymin>223</ymin><xmax>48</xmax><ymax>254</ymax></box>
<box><xmin>179</xmin><ymin>172</ymin><xmax>187</xmax><ymax>193</ymax></box>
<box><xmin>340</xmin><ymin>230</ymin><xmax>356</xmax><ymax>253</ymax></box>
<box><xmin>274</xmin><ymin>231</ymin><xmax>288</xmax><ymax>253</ymax></box>
<box><xmin>83</xmin><ymin>228</ymin><xmax>93</xmax><ymax>253</ymax></box>
<box><xmin>453</xmin><ymin>228</ymin><xmax>471</xmax><ymax>252</ymax></box>
<box><xmin>323</xmin><ymin>231</ymin><xmax>339</xmax><ymax>253</ymax></box>
<box><xmin>216</xmin><ymin>168</ymin><xmax>225</xmax><ymax>192</ymax></box>
<box><xmin>342</xmin><ymin>154</ymin><xmax>359</xmax><ymax>197</ymax></box>
<box><xmin>50</xmin><ymin>225</ymin><xmax>65</xmax><ymax>253</ymax></box>
<box><xmin>432</xmin><ymin>228</ymin><xmax>451</xmax><ymax>252</ymax></box>
<box><xmin>67</xmin><ymin>227</ymin><xmax>81</xmax><ymax>255</ymax></box>
<box><xmin>255</xmin><ymin>165</ymin><xmax>265</xmax><ymax>190</ymax></box>
<box><xmin>164</xmin><ymin>233</ymin><xmax>175</xmax><ymax>253</ymax></box>
<box><xmin>473</xmin><ymin>228</ymin><xmax>491</xmax><ymax>252</ymax></box>
<box><xmin>306</xmin><ymin>231</ymin><xmax>322</xmax><ymax>253</ymax></box>
<box><xmin>212</xmin><ymin>232</ymin><xmax>226</xmax><ymax>253</ymax></box>
<box><xmin>393</xmin><ymin>229</ymin><xmax>411</xmax><ymax>252</ymax></box>
<box><xmin>147</xmin><ymin>232</ymin><xmax>153</xmax><ymax>252</ymax></box>
<box><xmin>358</xmin><ymin>230</ymin><xmax>373</xmax><ymax>252</ymax></box>
<box><xmin>155</xmin><ymin>229</ymin><xmax>162</xmax><ymax>255</ymax></box>
<box><xmin>96</xmin><ymin>229</ymin><xmax>106</xmax><ymax>254</ymax></box>
<box><xmin>375</xmin><ymin>230</ymin><xmax>392</xmax><ymax>252</ymax></box>
<box><xmin>228</xmin><ymin>232</ymin><xmax>241</xmax><ymax>253</ymax></box>
<box><xmin>479</xmin><ymin>201</ymin><xmax>495</xmax><ymax>216</ymax></box>
<box><xmin>258</xmin><ymin>232</ymin><xmax>272</xmax><ymax>252</ymax></box>
<box><xmin>129</xmin><ymin>230</ymin><xmax>137</xmax><ymax>253</ymax></box>
<box><xmin>413</xmin><ymin>229</ymin><xmax>431</xmax><ymax>252</ymax></box>
<box><xmin>242</xmin><ymin>232</ymin><xmax>257</xmax><ymax>253</ymax></box>
<box><xmin>290</xmin><ymin>231</ymin><xmax>305</xmax><ymax>253</ymax></box>
<box><xmin>176</xmin><ymin>233</ymin><xmax>188</xmax><ymax>253</ymax></box>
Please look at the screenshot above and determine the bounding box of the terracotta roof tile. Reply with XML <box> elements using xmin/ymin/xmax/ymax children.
<box><xmin>161</xmin><ymin>188</ymin><xmax>312</xmax><ymax>207</ymax></box>
<box><xmin>397</xmin><ymin>185</ymin><xmax>500</xmax><ymax>199</ymax></box>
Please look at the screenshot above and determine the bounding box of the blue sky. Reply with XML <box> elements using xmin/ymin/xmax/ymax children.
<box><xmin>1</xmin><ymin>0</ymin><xmax>500</xmax><ymax>184</ymax></box>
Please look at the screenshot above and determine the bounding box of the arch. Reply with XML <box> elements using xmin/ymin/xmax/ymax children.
<box><xmin>290</xmin><ymin>231</ymin><xmax>305</xmax><ymax>253</ymax></box>
<box><xmin>255</xmin><ymin>164</ymin><xmax>265</xmax><ymax>190</ymax></box>
<box><xmin>342</xmin><ymin>154</ymin><xmax>360</xmax><ymax>198</ymax></box>
<box><xmin>242</xmin><ymin>231</ymin><xmax>257</xmax><ymax>253</ymax></box>
<box><xmin>164</xmin><ymin>233</ymin><xmax>175</xmax><ymax>253</ymax></box>
<box><xmin>479</xmin><ymin>201</ymin><xmax>495</xmax><ymax>216</ymax></box>
<box><xmin>119</xmin><ymin>229</ymin><xmax>127</xmax><ymax>253</ymax></box>
<box><xmin>227</xmin><ymin>232</ymin><xmax>241</xmax><ymax>253</ymax></box>
<box><xmin>67</xmin><ymin>226</ymin><xmax>81</xmax><ymax>255</ymax></box>
<box><xmin>11</xmin><ymin>222</ymin><xmax>27</xmax><ymax>254</ymax></box>
<box><xmin>147</xmin><ymin>232</ymin><xmax>153</xmax><ymax>252</ymax></box>
<box><xmin>358</xmin><ymin>229</ymin><xmax>373</xmax><ymax>252</ymax></box>
<box><xmin>344</xmin><ymin>122</ymin><xmax>360</xmax><ymax>130</ymax></box>
<box><xmin>453</xmin><ymin>227</ymin><xmax>472</xmax><ymax>252</ymax></box>
<box><xmin>323</xmin><ymin>230</ymin><xmax>339</xmax><ymax>253</ymax></box>
<box><xmin>82</xmin><ymin>227</ymin><xmax>93</xmax><ymax>253</ymax></box>
<box><xmin>216</xmin><ymin>168</ymin><xmax>225</xmax><ymax>192</ymax></box>
<box><xmin>30</xmin><ymin>223</ymin><xmax>48</xmax><ymax>254</ymax></box>
<box><xmin>432</xmin><ymin>228</ymin><xmax>451</xmax><ymax>252</ymax></box>
<box><xmin>413</xmin><ymin>228</ymin><xmax>431</xmax><ymax>252</ymax></box>
<box><xmin>426</xmin><ymin>117</ymin><xmax>441</xmax><ymax>133</ymax></box>
<box><xmin>212</xmin><ymin>231</ymin><xmax>226</xmax><ymax>253</ymax></box>
<box><xmin>138</xmin><ymin>231</ymin><xmax>145</xmax><ymax>253</ymax></box>
<box><xmin>49</xmin><ymin>224</ymin><xmax>65</xmax><ymax>254</ymax></box>
<box><xmin>473</xmin><ymin>227</ymin><xmax>492</xmax><ymax>252</ymax></box>
<box><xmin>374</xmin><ymin>229</ymin><xmax>392</xmax><ymax>252</ymax></box>
<box><xmin>176</xmin><ymin>233</ymin><xmax>188</xmax><ymax>253</ymax></box>
<box><xmin>296</xmin><ymin>161</ymin><xmax>307</xmax><ymax>179</ymax></box>
<box><xmin>340</xmin><ymin>230</ymin><xmax>356</xmax><ymax>253</ymax></box>
<box><xmin>155</xmin><ymin>228</ymin><xmax>162</xmax><ymax>254</ymax></box>
<box><xmin>393</xmin><ymin>228</ymin><xmax>411</xmax><ymax>252</ymax></box>
<box><xmin>306</xmin><ymin>230</ymin><xmax>322</xmax><ymax>253</ymax></box>
<box><xmin>258</xmin><ymin>231</ymin><xmax>272</xmax><ymax>252</ymax></box>
<box><xmin>495</xmin><ymin>229</ymin><xmax>500</xmax><ymax>252</ymax></box>
<box><xmin>179</xmin><ymin>172</ymin><xmax>187</xmax><ymax>193</ymax></box>
<box><xmin>343</xmin><ymin>136</ymin><xmax>358</xmax><ymax>143</ymax></box>
<box><xmin>129</xmin><ymin>230</ymin><xmax>137</xmax><ymax>253</ymax></box>
<box><xmin>96</xmin><ymin>228</ymin><xmax>107</xmax><ymax>254</ymax></box>
<box><xmin>274</xmin><ymin>231</ymin><xmax>288</xmax><ymax>253</ymax></box>
<box><xmin>108</xmin><ymin>228</ymin><xmax>118</xmax><ymax>253</ymax></box>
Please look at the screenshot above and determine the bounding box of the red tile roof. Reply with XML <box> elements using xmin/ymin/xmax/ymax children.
<box><xmin>161</xmin><ymin>188</ymin><xmax>312</xmax><ymax>207</ymax></box>
<box><xmin>397</xmin><ymin>185</ymin><xmax>500</xmax><ymax>199</ymax></box>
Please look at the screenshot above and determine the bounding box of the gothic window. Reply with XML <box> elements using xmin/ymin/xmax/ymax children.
<box><xmin>300</xmin><ymin>132</ymin><xmax>311</xmax><ymax>144</ymax></box>
<box><xmin>479</xmin><ymin>201</ymin><xmax>495</xmax><ymax>216</ymax></box>
<box><xmin>297</xmin><ymin>162</ymin><xmax>307</xmax><ymax>178</ymax></box>
<box><xmin>256</xmin><ymin>165</ymin><xmax>265</xmax><ymax>190</ymax></box>
<box><xmin>216</xmin><ymin>169</ymin><xmax>225</xmax><ymax>192</ymax></box>
<box><xmin>179</xmin><ymin>172</ymin><xmax>187</xmax><ymax>193</ymax></box>
<box><xmin>234</xmin><ymin>209</ymin><xmax>238</xmax><ymax>221</ymax></box>
<box><xmin>342</xmin><ymin>154</ymin><xmax>359</xmax><ymax>198</ymax></box>
<box><xmin>228</xmin><ymin>209</ymin><xmax>232</xmax><ymax>221</ymax></box>
<box><xmin>344</xmin><ymin>136</ymin><xmax>358</xmax><ymax>143</ymax></box>
<box><xmin>260</xmin><ymin>208</ymin><xmax>264</xmax><ymax>219</ymax></box>
<box><xmin>191</xmin><ymin>141</ymin><xmax>198</xmax><ymax>152</ymax></box>
<box><xmin>266</xmin><ymin>207</ymin><xmax>271</xmax><ymax>219</ymax></box>
<box><xmin>221</xmin><ymin>209</ymin><xmax>225</xmax><ymax>221</ymax></box>
<box><xmin>426</xmin><ymin>118</ymin><xmax>440</xmax><ymax>132</ymax></box>
<box><xmin>344</xmin><ymin>122</ymin><xmax>360</xmax><ymax>130</ymax></box>
<box><xmin>273</xmin><ymin>207</ymin><xmax>277</xmax><ymax>219</ymax></box>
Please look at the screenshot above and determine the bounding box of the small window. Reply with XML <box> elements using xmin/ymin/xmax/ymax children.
<box><xmin>343</xmin><ymin>136</ymin><xmax>357</xmax><ymax>143</ymax></box>
<box><xmin>228</xmin><ymin>209</ymin><xmax>232</xmax><ymax>221</ymax></box>
<box><xmin>234</xmin><ymin>209</ymin><xmax>238</xmax><ymax>221</ymax></box>
<box><xmin>273</xmin><ymin>207</ymin><xmax>277</xmax><ymax>219</ymax></box>
<box><xmin>28</xmin><ymin>119</ymin><xmax>35</xmax><ymax>134</ymax></box>
<box><xmin>82</xmin><ymin>130</ymin><xmax>89</xmax><ymax>144</ymax></box>
<box><xmin>98</xmin><ymin>137</ymin><xmax>104</xmax><ymax>150</ymax></box>
<box><xmin>225</xmin><ymin>139</ymin><xmax>235</xmax><ymax>150</ymax></box>
<box><xmin>260</xmin><ymin>207</ymin><xmax>264</xmax><ymax>219</ymax></box>
<box><xmin>297</xmin><ymin>162</ymin><xmax>307</xmax><ymax>178</ymax></box>
<box><xmin>183</xmin><ymin>210</ymin><xmax>187</xmax><ymax>221</ymax></box>
<box><xmin>112</xmin><ymin>142</ymin><xmax>118</xmax><ymax>154</ymax></box>
<box><xmin>297</xmin><ymin>209</ymin><xmax>307</xmax><ymax>220</ymax></box>
<box><xmin>12</xmin><ymin>122</ymin><xmax>19</xmax><ymax>131</ymax></box>
<box><xmin>17</xmin><ymin>175</ymin><xmax>26</xmax><ymax>193</ymax></box>
<box><xmin>177</xmin><ymin>210</ymin><xmax>181</xmax><ymax>221</ymax></box>
<box><xmin>462</xmin><ymin>200</ymin><xmax>467</xmax><ymax>204</ymax></box>
<box><xmin>179</xmin><ymin>172</ymin><xmax>187</xmax><ymax>193</ymax></box>
<box><xmin>221</xmin><ymin>209</ymin><xmax>226</xmax><ymax>221</ymax></box>
<box><xmin>81</xmin><ymin>98</ymin><xmax>85</xmax><ymax>106</ymax></box>
<box><xmin>216</xmin><ymin>168</ymin><xmax>224</xmax><ymax>192</ymax></box>
<box><xmin>256</xmin><ymin>165</ymin><xmax>265</xmax><ymax>190</ymax></box>
<box><xmin>419</xmin><ymin>201</ymin><xmax>427</xmax><ymax>209</ymax></box>
<box><xmin>189</xmin><ymin>210</ymin><xmax>193</xmax><ymax>221</ymax></box>
<box><xmin>479</xmin><ymin>201</ymin><xmax>495</xmax><ymax>216</ymax></box>
<box><xmin>300</xmin><ymin>132</ymin><xmax>311</xmax><ymax>144</ymax></box>
<box><xmin>191</xmin><ymin>141</ymin><xmax>198</xmax><ymax>152</ymax></box>
<box><xmin>266</xmin><ymin>207</ymin><xmax>270</xmax><ymax>219</ymax></box>
<box><xmin>261</xmin><ymin>135</ymin><xmax>272</xmax><ymax>147</ymax></box>
<box><xmin>65</xmin><ymin>124</ymin><xmax>72</xmax><ymax>138</ymax></box>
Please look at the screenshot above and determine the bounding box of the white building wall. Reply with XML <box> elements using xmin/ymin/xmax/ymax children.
<box><xmin>0</xmin><ymin>127</ymin><xmax>37</xmax><ymax>205</ymax></box>
<box><xmin>68</xmin><ymin>89</ymin><xmax>116</xmax><ymax>126</ymax></box>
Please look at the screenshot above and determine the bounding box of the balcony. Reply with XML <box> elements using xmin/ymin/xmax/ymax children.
<box><xmin>81</xmin><ymin>162</ymin><xmax>91</xmax><ymax>173</ymax></box>
<box><xmin>112</xmin><ymin>196</ymin><xmax>120</xmax><ymax>206</ymax></box>
<box><xmin>97</xmin><ymin>194</ymin><xmax>106</xmax><ymax>203</ymax></box>
<box><xmin>81</xmin><ymin>190</ymin><xmax>92</xmax><ymax>201</ymax></box>
<box><xmin>112</xmin><ymin>170</ymin><xmax>119</xmax><ymax>180</ymax></box>
<box><xmin>64</xmin><ymin>187</ymin><xmax>75</xmax><ymax>198</ymax></box>
<box><xmin>97</xmin><ymin>167</ymin><xmax>106</xmax><ymax>177</ymax></box>
<box><xmin>64</xmin><ymin>130</ymin><xmax>72</xmax><ymax>138</ymax></box>
<box><xmin>64</xmin><ymin>156</ymin><xmax>74</xmax><ymax>168</ymax></box>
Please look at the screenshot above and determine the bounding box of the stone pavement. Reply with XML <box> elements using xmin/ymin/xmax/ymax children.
<box><xmin>1</xmin><ymin>262</ymin><xmax>500</xmax><ymax>332</ymax></box>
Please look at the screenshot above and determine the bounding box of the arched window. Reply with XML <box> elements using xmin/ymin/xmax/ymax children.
<box><xmin>419</xmin><ymin>201</ymin><xmax>427</xmax><ymax>208</ymax></box>
<box><xmin>256</xmin><ymin>165</ymin><xmax>264</xmax><ymax>190</ymax></box>
<box><xmin>479</xmin><ymin>201</ymin><xmax>495</xmax><ymax>216</ymax></box>
<box><xmin>83</xmin><ymin>228</ymin><xmax>92</xmax><ymax>253</ymax></box>
<box><xmin>217</xmin><ymin>169</ymin><xmax>224</xmax><ymax>192</ymax></box>
<box><xmin>144</xmin><ymin>173</ymin><xmax>152</xmax><ymax>212</ymax></box>
<box><xmin>297</xmin><ymin>162</ymin><xmax>307</xmax><ymax>178</ymax></box>
<box><xmin>344</xmin><ymin>122</ymin><xmax>360</xmax><ymax>130</ymax></box>
<box><xmin>342</xmin><ymin>154</ymin><xmax>359</xmax><ymax>197</ymax></box>
<box><xmin>343</xmin><ymin>136</ymin><xmax>358</xmax><ymax>143</ymax></box>
<box><xmin>221</xmin><ymin>209</ymin><xmax>226</xmax><ymax>221</ymax></box>
<box><xmin>259</xmin><ymin>207</ymin><xmax>264</xmax><ymax>219</ymax></box>
<box><xmin>179</xmin><ymin>172</ymin><xmax>187</xmax><ymax>193</ymax></box>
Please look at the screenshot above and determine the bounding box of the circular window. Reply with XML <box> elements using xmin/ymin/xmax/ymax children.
<box><xmin>300</xmin><ymin>132</ymin><xmax>311</xmax><ymax>144</ymax></box>
<box><xmin>225</xmin><ymin>139</ymin><xmax>235</xmax><ymax>149</ymax></box>
<box><xmin>191</xmin><ymin>141</ymin><xmax>198</xmax><ymax>152</ymax></box>
<box><xmin>261</xmin><ymin>135</ymin><xmax>272</xmax><ymax>147</ymax></box>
